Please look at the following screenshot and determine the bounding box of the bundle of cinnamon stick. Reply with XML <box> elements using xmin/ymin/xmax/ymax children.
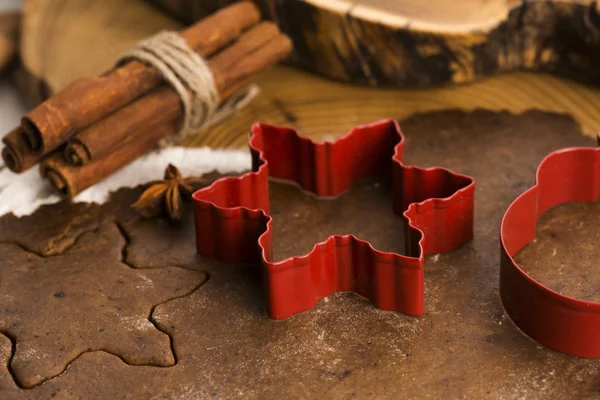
<box><xmin>2</xmin><ymin>1</ymin><xmax>292</xmax><ymax>197</ymax></box>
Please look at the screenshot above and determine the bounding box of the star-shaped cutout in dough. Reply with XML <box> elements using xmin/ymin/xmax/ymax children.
<box><xmin>0</xmin><ymin>223</ymin><xmax>206</xmax><ymax>388</ymax></box>
<box><xmin>193</xmin><ymin>119</ymin><xmax>475</xmax><ymax>319</ymax></box>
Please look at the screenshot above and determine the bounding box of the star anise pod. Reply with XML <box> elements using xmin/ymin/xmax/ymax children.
<box><xmin>132</xmin><ymin>164</ymin><xmax>208</xmax><ymax>221</ymax></box>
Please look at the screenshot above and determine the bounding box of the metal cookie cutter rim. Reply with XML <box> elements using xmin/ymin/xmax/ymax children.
<box><xmin>193</xmin><ymin>119</ymin><xmax>475</xmax><ymax>320</ymax></box>
<box><xmin>500</xmin><ymin>133</ymin><xmax>600</xmax><ymax>358</ymax></box>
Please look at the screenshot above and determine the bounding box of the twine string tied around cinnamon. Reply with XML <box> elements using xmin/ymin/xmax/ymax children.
<box><xmin>117</xmin><ymin>30</ymin><xmax>257</xmax><ymax>144</ymax></box>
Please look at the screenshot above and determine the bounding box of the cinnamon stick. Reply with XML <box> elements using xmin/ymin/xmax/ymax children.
<box><xmin>2</xmin><ymin>127</ymin><xmax>38</xmax><ymax>173</ymax></box>
<box><xmin>64</xmin><ymin>24</ymin><xmax>291</xmax><ymax>165</ymax></box>
<box><xmin>40</xmin><ymin>123</ymin><xmax>176</xmax><ymax>197</ymax></box>
<box><xmin>217</xmin><ymin>33</ymin><xmax>294</xmax><ymax>97</ymax></box>
<box><xmin>65</xmin><ymin>86</ymin><xmax>180</xmax><ymax>166</ymax></box>
<box><xmin>19</xmin><ymin>1</ymin><xmax>260</xmax><ymax>159</ymax></box>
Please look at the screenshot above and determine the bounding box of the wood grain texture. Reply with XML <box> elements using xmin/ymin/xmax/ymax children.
<box><xmin>146</xmin><ymin>0</ymin><xmax>600</xmax><ymax>87</ymax></box>
<box><xmin>21</xmin><ymin>0</ymin><xmax>181</xmax><ymax>94</ymax></box>
<box><xmin>183</xmin><ymin>66</ymin><xmax>600</xmax><ymax>148</ymax></box>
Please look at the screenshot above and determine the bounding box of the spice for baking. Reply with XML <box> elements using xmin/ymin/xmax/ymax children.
<box><xmin>132</xmin><ymin>164</ymin><xmax>207</xmax><ymax>221</ymax></box>
<box><xmin>20</xmin><ymin>1</ymin><xmax>261</xmax><ymax>158</ymax></box>
<box><xmin>40</xmin><ymin>124</ymin><xmax>175</xmax><ymax>197</ymax></box>
<box><xmin>1</xmin><ymin>1</ymin><xmax>293</xmax><ymax>198</ymax></box>
<box><xmin>2</xmin><ymin>127</ymin><xmax>37</xmax><ymax>173</ymax></box>
<box><xmin>64</xmin><ymin>22</ymin><xmax>285</xmax><ymax>166</ymax></box>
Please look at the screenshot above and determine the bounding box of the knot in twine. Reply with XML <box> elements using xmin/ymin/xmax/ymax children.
<box><xmin>117</xmin><ymin>30</ymin><xmax>259</xmax><ymax>145</ymax></box>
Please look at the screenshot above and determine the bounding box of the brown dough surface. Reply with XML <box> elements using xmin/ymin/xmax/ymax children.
<box><xmin>1</xmin><ymin>109</ymin><xmax>599</xmax><ymax>399</ymax></box>
<box><xmin>123</xmin><ymin>171</ymin><xmax>237</xmax><ymax>269</ymax></box>
<box><xmin>0</xmin><ymin>334</ymin><xmax>18</xmax><ymax>393</ymax></box>
<box><xmin>0</xmin><ymin>186</ymin><xmax>143</xmax><ymax>256</ymax></box>
<box><xmin>0</xmin><ymin>201</ymin><xmax>102</xmax><ymax>257</ymax></box>
<box><xmin>516</xmin><ymin>200</ymin><xmax>600</xmax><ymax>302</ymax></box>
<box><xmin>0</xmin><ymin>223</ymin><xmax>206</xmax><ymax>388</ymax></box>
<box><xmin>269</xmin><ymin>179</ymin><xmax>406</xmax><ymax>261</ymax></box>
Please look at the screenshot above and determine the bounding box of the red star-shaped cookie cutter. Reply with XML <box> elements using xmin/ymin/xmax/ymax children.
<box><xmin>193</xmin><ymin>120</ymin><xmax>475</xmax><ymax>319</ymax></box>
<box><xmin>500</xmin><ymin>133</ymin><xmax>600</xmax><ymax>358</ymax></box>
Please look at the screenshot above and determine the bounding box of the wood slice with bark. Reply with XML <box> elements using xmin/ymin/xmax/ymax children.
<box><xmin>145</xmin><ymin>0</ymin><xmax>600</xmax><ymax>87</ymax></box>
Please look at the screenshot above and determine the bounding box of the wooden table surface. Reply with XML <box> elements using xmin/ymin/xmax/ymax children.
<box><xmin>186</xmin><ymin>65</ymin><xmax>600</xmax><ymax>149</ymax></box>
